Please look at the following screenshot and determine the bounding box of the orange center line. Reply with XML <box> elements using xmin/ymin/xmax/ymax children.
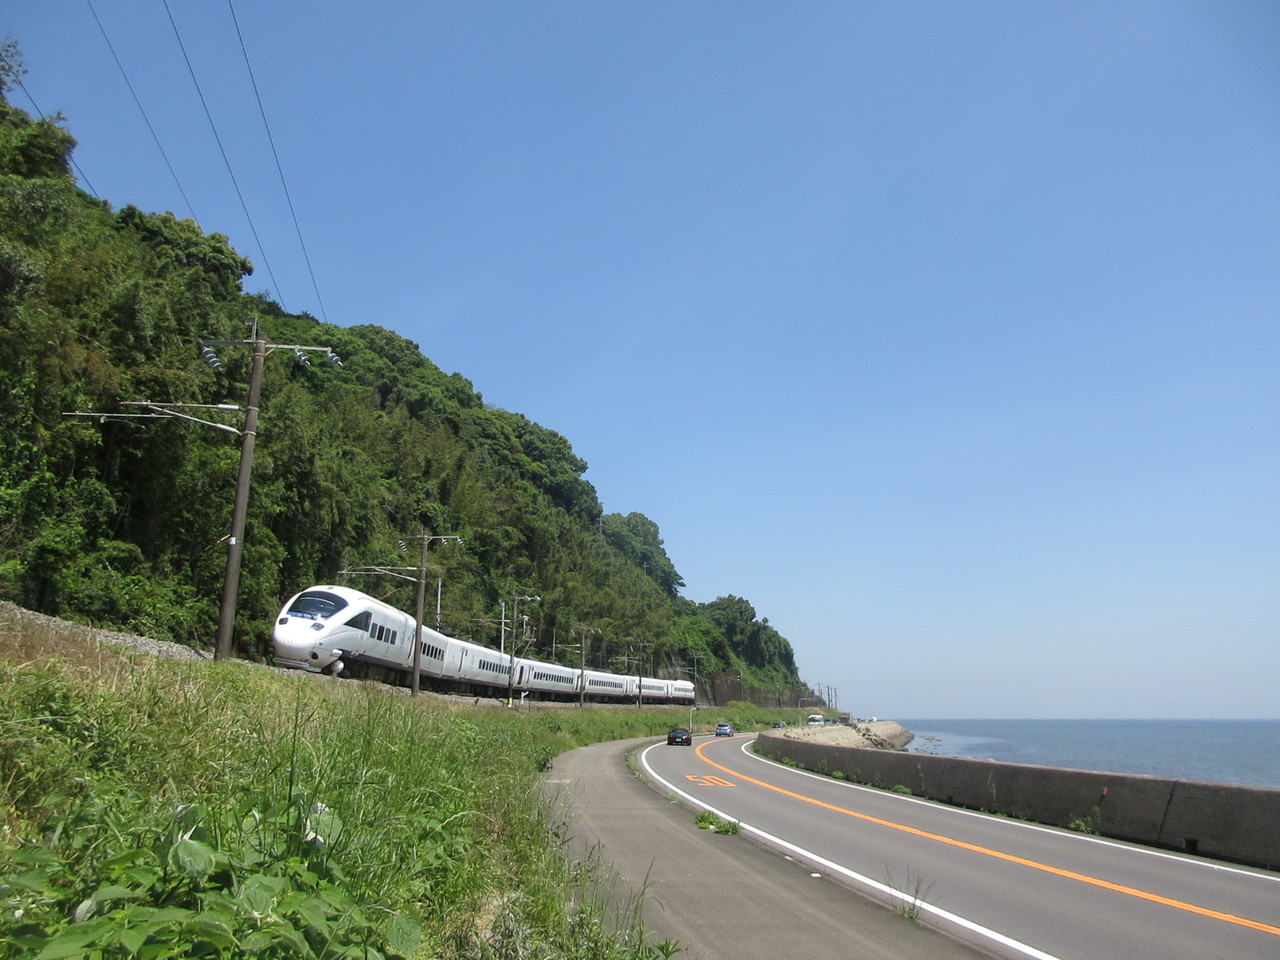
<box><xmin>694</xmin><ymin>739</ymin><xmax>1280</xmax><ymax>938</ymax></box>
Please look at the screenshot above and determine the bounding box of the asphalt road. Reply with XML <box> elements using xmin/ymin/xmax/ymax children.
<box><xmin>544</xmin><ymin>736</ymin><xmax>996</xmax><ymax>960</ymax></box>
<box><xmin>637</xmin><ymin>733</ymin><xmax>1280</xmax><ymax>960</ymax></box>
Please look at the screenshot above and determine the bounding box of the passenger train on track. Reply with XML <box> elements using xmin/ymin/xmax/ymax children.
<box><xmin>272</xmin><ymin>585</ymin><xmax>695</xmax><ymax>705</ymax></box>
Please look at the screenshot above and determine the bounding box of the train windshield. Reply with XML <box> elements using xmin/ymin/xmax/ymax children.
<box><xmin>286</xmin><ymin>591</ymin><xmax>349</xmax><ymax>620</ymax></box>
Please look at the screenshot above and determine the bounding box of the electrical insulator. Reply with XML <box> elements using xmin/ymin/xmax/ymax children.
<box><xmin>200</xmin><ymin>346</ymin><xmax>225</xmax><ymax>371</ymax></box>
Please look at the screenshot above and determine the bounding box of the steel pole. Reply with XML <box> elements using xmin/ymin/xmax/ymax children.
<box><xmin>412</xmin><ymin>529</ymin><xmax>428</xmax><ymax>696</ymax></box>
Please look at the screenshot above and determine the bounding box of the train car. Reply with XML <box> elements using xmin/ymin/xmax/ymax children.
<box><xmin>448</xmin><ymin>635</ymin><xmax>516</xmax><ymax>694</ymax></box>
<box><xmin>582</xmin><ymin>667</ymin><xmax>635</xmax><ymax>701</ymax></box>
<box><xmin>515</xmin><ymin>656</ymin><xmax>580</xmax><ymax>699</ymax></box>
<box><xmin>641</xmin><ymin>678</ymin><xmax>672</xmax><ymax>701</ymax></box>
<box><xmin>671</xmin><ymin>679</ymin><xmax>695</xmax><ymax>703</ymax></box>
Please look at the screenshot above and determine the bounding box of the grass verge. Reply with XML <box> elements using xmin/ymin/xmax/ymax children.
<box><xmin>0</xmin><ymin>607</ymin><xmax>694</xmax><ymax>958</ymax></box>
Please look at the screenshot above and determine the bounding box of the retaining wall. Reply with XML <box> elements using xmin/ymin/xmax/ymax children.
<box><xmin>755</xmin><ymin>731</ymin><xmax>1280</xmax><ymax>870</ymax></box>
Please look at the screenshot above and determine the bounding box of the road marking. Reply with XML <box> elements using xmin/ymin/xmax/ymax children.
<box><xmin>693</xmin><ymin>739</ymin><xmax>1280</xmax><ymax>939</ymax></box>
<box><xmin>639</xmin><ymin>742</ymin><xmax>1065</xmax><ymax>960</ymax></box>
<box><xmin>686</xmin><ymin>774</ymin><xmax>736</xmax><ymax>787</ymax></box>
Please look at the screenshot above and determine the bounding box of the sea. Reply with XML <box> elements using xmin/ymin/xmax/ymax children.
<box><xmin>898</xmin><ymin>719</ymin><xmax>1280</xmax><ymax>790</ymax></box>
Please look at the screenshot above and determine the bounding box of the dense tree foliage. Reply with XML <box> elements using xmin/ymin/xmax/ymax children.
<box><xmin>0</xmin><ymin>85</ymin><xmax>806</xmax><ymax>699</ymax></box>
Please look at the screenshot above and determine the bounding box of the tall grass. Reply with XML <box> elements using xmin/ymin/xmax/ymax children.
<box><xmin>0</xmin><ymin>611</ymin><xmax>693</xmax><ymax>958</ymax></box>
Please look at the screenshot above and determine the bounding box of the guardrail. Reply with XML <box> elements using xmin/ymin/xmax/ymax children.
<box><xmin>755</xmin><ymin>732</ymin><xmax>1280</xmax><ymax>870</ymax></box>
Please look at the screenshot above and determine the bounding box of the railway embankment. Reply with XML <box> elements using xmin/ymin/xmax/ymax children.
<box><xmin>755</xmin><ymin>727</ymin><xmax>1280</xmax><ymax>871</ymax></box>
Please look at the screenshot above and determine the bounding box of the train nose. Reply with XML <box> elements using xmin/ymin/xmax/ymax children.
<box><xmin>272</xmin><ymin>618</ymin><xmax>334</xmax><ymax>671</ymax></box>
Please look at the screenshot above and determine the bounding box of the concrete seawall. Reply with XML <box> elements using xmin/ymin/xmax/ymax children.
<box><xmin>755</xmin><ymin>731</ymin><xmax>1280</xmax><ymax>870</ymax></box>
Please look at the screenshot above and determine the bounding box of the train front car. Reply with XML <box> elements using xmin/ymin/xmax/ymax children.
<box><xmin>272</xmin><ymin>585</ymin><xmax>369</xmax><ymax>674</ymax></box>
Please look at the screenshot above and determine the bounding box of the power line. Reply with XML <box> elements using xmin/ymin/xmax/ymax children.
<box><xmin>161</xmin><ymin>0</ymin><xmax>287</xmax><ymax>309</ymax></box>
<box><xmin>225</xmin><ymin>0</ymin><xmax>329</xmax><ymax>323</ymax></box>
<box><xmin>84</xmin><ymin>0</ymin><xmax>196</xmax><ymax>222</ymax></box>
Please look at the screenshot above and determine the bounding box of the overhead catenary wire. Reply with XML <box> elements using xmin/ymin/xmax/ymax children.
<box><xmin>225</xmin><ymin>0</ymin><xmax>329</xmax><ymax>324</ymax></box>
<box><xmin>161</xmin><ymin>0</ymin><xmax>287</xmax><ymax>310</ymax></box>
<box><xmin>229</xmin><ymin>0</ymin><xmax>332</xmax><ymax>327</ymax></box>
<box><xmin>84</xmin><ymin>0</ymin><xmax>196</xmax><ymax>223</ymax></box>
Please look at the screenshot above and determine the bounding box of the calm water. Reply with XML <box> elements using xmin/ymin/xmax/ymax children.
<box><xmin>898</xmin><ymin>719</ymin><xmax>1280</xmax><ymax>790</ymax></box>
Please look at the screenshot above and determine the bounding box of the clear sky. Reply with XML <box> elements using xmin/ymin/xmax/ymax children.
<box><xmin>8</xmin><ymin>2</ymin><xmax>1278</xmax><ymax>718</ymax></box>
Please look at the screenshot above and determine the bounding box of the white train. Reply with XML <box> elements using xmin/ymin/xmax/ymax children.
<box><xmin>271</xmin><ymin>585</ymin><xmax>695</xmax><ymax>705</ymax></box>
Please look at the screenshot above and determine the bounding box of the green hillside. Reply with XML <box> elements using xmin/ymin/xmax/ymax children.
<box><xmin>0</xmin><ymin>75</ymin><xmax>806</xmax><ymax>702</ymax></box>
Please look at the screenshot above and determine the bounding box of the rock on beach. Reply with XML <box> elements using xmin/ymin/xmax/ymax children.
<box><xmin>773</xmin><ymin>720</ymin><xmax>914</xmax><ymax>751</ymax></box>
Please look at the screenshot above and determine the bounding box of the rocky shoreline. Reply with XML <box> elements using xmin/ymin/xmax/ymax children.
<box><xmin>773</xmin><ymin>719</ymin><xmax>913</xmax><ymax>751</ymax></box>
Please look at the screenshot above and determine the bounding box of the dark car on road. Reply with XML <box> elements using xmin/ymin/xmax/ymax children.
<box><xmin>667</xmin><ymin>727</ymin><xmax>693</xmax><ymax>746</ymax></box>
<box><xmin>714</xmin><ymin>722</ymin><xmax>734</xmax><ymax>737</ymax></box>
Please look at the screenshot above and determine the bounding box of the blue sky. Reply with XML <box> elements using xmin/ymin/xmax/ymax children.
<box><xmin>8</xmin><ymin>2</ymin><xmax>1278</xmax><ymax>718</ymax></box>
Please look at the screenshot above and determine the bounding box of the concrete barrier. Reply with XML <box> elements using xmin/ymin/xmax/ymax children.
<box><xmin>754</xmin><ymin>732</ymin><xmax>1280</xmax><ymax>870</ymax></box>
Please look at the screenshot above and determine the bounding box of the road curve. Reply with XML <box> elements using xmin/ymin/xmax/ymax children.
<box><xmin>543</xmin><ymin>736</ymin><xmax>994</xmax><ymax>960</ymax></box>
<box><xmin>639</xmin><ymin>733</ymin><xmax>1280</xmax><ymax>960</ymax></box>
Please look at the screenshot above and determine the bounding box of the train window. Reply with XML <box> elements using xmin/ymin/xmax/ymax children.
<box><xmin>287</xmin><ymin>591</ymin><xmax>349</xmax><ymax>620</ymax></box>
<box><xmin>344</xmin><ymin>611</ymin><xmax>371</xmax><ymax>631</ymax></box>
<box><xmin>375</xmin><ymin>624</ymin><xmax>386</xmax><ymax>643</ymax></box>
<box><xmin>389</xmin><ymin>631</ymin><xmax>397</xmax><ymax>645</ymax></box>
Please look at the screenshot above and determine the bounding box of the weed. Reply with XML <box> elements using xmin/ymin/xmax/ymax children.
<box><xmin>884</xmin><ymin>867</ymin><xmax>933</xmax><ymax>924</ymax></box>
<box><xmin>694</xmin><ymin>810</ymin><xmax>739</xmax><ymax>835</ymax></box>
<box><xmin>1068</xmin><ymin>806</ymin><xmax>1103</xmax><ymax>835</ymax></box>
<box><xmin>695</xmin><ymin>809</ymin><xmax>720</xmax><ymax>830</ymax></box>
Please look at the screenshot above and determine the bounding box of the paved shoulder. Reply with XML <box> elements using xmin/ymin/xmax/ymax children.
<box><xmin>545</xmin><ymin>738</ymin><xmax>993</xmax><ymax>960</ymax></box>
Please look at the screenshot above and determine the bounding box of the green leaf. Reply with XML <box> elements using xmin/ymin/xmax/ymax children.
<box><xmin>8</xmin><ymin>867</ymin><xmax>59</xmax><ymax>892</ymax></box>
<box><xmin>167</xmin><ymin>837</ymin><xmax>215</xmax><ymax>880</ymax></box>
<box><xmin>117</xmin><ymin>926</ymin><xmax>148</xmax><ymax>954</ymax></box>
<box><xmin>181</xmin><ymin>917</ymin><xmax>237</xmax><ymax>950</ymax></box>
<box><xmin>289</xmin><ymin>895</ymin><xmax>333</xmax><ymax>936</ymax></box>
<box><xmin>386</xmin><ymin>913</ymin><xmax>422</xmax><ymax>958</ymax></box>
<box><xmin>91</xmin><ymin>884</ymin><xmax>143</xmax><ymax>903</ymax></box>
<box><xmin>238</xmin><ymin>879</ymin><xmax>284</xmax><ymax>920</ymax></box>
<box><xmin>101</xmin><ymin>848</ymin><xmax>153</xmax><ymax>870</ymax></box>
<box><xmin>33</xmin><ymin>919</ymin><xmax>113</xmax><ymax>959</ymax></box>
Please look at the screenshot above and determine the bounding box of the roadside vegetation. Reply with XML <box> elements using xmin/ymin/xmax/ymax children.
<box><xmin>0</xmin><ymin>610</ymin><xmax>715</xmax><ymax>959</ymax></box>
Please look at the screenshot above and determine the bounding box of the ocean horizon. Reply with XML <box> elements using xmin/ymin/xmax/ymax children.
<box><xmin>898</xmin><ymin>718</ymin><xmax>1280</xmax><ymax>790</ymax></box>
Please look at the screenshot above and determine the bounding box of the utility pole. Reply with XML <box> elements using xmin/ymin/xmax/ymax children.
<box><xmin>504</xmin><ymin>594</ymin><xmax>540</xmax><ymax>707</ymax></box>
<box><xmin>203</xmin><ymin>326</ymin><xmax>340</xmax><ymax>659</ymax></box>
<box><xmin>215</xmin><ymin>333</ymin><xmax>264</xmax><ymax>661</ymax></box>
<box><xmin>65</xmin><ymin>322</ymin><xmax>341</xmax><ymax>661</ymax></box>
<box><xmin>613</xmin><ymin>642</ymin><xmax>651</xmax><ymax>709</ymax></box>
<box><xmin>637</xmin><ymin>642</ymin><xmax>653</xmax><ymax>708</ymax></box>
<box><xmin>409</xmin><ymin>532</ymin><xmax>463</xmax><ymax>695</ymax></box>
<box><xmin>342</xmin><ymin>531</ymin><xmax>463</xmax><ymax>696</ymax></box>
<box><xmin>573</xmin><ymin>624</ymin><xmax>601</xmax><ymax>708</ymax></box>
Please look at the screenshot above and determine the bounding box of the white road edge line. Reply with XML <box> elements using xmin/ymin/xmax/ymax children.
<box><xmin>639</xmin><ymin>740</ymin><xmax>1065</xmax><ymax>960</ymax></box>
<box><xmin>737</xmin><ymin>738</ymin><xmax>1280</xmax><ymax>884</ymax></box>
